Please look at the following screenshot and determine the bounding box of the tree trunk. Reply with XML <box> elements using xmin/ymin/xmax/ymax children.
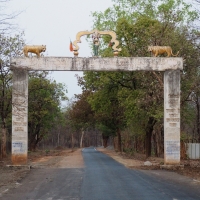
<box><xmin>1</xmin><ymin>127</ymin><xmax>7</xmax><ymax>158</ymax></box>
<box><xmin>113</xmin><ymin>137</ymin><xmax>118</xmax><ymax>151</ymax></box>
<box><xmin>57</xmin><ymin>131</ymin><xmax>60</xmax><ymax>147</ymax></box>
<box><xmin>71</xmin><ymin>133</ymin><xmax>74</xmax><ymax>151</ymax></box>
<box><xmin>117</xmin><ymin>128</ymin><xmax>122</xmax><ymax>152</ymax></box>
<box><xmin>30</xmin><ymin>142</ymin><xmax>37</xmax><ymax>151</ymax></box>
<box><xmin>145</xmin><ymin>117</ymin><xmax>156</xmax><ymax>158</ymax></box>
<box><xmin>154</xmin><ymin>126</ymin><xmax>164</xmax><ymax>157</ymax></box>
<box><xmin>145</xmin><ymin>130</ymin><xmax>152</xmax><ymax>158</ymax></box>
<box><xmin>95</xmin><ymin>130</ymin><xmax>98</xmax><ymax>147</ymax></box>
<box><xmin>102</xmin><ymin>134</ymin><xmax>109</xmax><ymax>148</ymax></box>
<box><xmin>80</xmin><ymin>130</ymin><xmax>84</xmax><ymax>148</ymax></box>
<box><xmin>152</xmin><ymin>132</ymin><xmax>158</xmax><ymax>157</ymax></box>
<box><xmin>52</xmin><ymin>137</ymin><xmax>54</xmax><ymax>147</ymax></box>
<box><xmin>29</xmin><ymin>133</ymin><xmax>42</xmax><ymax>151</ymax></box>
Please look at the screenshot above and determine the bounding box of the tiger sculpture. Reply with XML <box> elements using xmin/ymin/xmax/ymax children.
<box><xmin>148</xmin><ymin>46</ymin><xmax>179</xmax><ymax>57</ymax></box>
<box><xmin>23</xmin><ymin>45</ymin><xmax>46</xmax><ymax>58</ymax></box>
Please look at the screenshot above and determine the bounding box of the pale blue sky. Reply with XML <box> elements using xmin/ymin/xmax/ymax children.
<box><xmin>5</xmin><ymin>0</ymin><xmax>113</xmax><ymax>105</ymax></box>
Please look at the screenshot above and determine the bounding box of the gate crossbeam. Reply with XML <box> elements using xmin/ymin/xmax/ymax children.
<box><xmin>11</xmin><ymin>57</ymin><xmax>183</xmax><ymax>71</ymax></box>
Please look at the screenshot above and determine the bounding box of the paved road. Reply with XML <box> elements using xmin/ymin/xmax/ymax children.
<box><xmin>2</xmin><ymin>147</ymin><xmax>200</xmax><ymax>200</ymax></box>
<box><xmin>2</xmin><ymin>167</ymin><xmax>84</xmax><ymax>200</ymax></box>
<box><xmin>81</xmin><ymin>147</ymin><xmax>200</xmax><ymax>200</ymax></box>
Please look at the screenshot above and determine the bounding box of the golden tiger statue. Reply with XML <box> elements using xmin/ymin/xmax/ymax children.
<box><xmin>148</xmin><ymin>46</ymin><xmax>179</xmax><ymax>57</ymax></box>
<box><xmin>23</xmin><ymin>45</ymin><xmax>46</xmax><ymax>58</ymax></box>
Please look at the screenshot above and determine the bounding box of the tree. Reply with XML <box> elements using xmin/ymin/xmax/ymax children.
<box><xmin>77</xmin><ymin>71</ymin><xmax>127</xmax><ymax>151</ymax></box>
<box><xmin>86</xmin><ymin>0</ymin><xmax>200</xmax><ymax>157</ymax></box>
<box><xmin>68</xmin><ymin>91</ymin><xmax>95</xmax><ymax>148</ymax></box>
<box><xmin>28</xmin><ymin>72</ymin><xmax>67</xmax><ymax>151</ymax></box>
<box><xmin>0</xmin><ymin>0</ymin><xmax>25</xmax><ymax>157</ymax></box>
<box><xmin>0</xmin><ymin>0</ymin><xmax>22</xmax><ymax>33</ymax></box>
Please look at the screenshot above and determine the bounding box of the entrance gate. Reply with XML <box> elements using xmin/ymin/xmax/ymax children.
<box><xmin>10</xmin><ymin>56</ymin><xmax>182</xmax><ymax>166</ymax></box>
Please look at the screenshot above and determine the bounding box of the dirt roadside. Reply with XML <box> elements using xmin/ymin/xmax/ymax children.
<box><xmin>0</xmin><ymin>147</ymin><xmax>200</xmax><ymax>197</ymax></box>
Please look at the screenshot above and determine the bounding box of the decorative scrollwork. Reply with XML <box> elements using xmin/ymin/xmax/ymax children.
<box><xmin>72</xmin><ymin>29</ymin><xmax>121</xmax><ymax>57</ymax></box>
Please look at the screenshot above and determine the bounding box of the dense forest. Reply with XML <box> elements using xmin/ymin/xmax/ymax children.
<box><xmin>1</xmin><ymin>0</ymin><xmax>200</xmax><ymax>159</ymax></box>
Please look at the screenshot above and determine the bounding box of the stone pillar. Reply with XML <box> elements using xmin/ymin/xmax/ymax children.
<box><xmin>12</xmin><ymin>70</ymin><xmax>28</xmax><ymax>165</ymax></box>
<box><xmin>164</xmin><ymin>70</ymin><xmax>180</xmax><ymax>165</ymax></box>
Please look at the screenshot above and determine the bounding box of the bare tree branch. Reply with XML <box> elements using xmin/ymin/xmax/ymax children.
<box><xmin>0</xmin><ymin>0</ymin><xmax>23</xmax><ymax>33</ymax></box>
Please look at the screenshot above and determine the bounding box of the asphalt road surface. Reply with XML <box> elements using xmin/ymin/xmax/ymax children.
<box><xmin>2</xmin><ymin>147</ymin><xmax>200</xmax><ymax>200</ymax></box>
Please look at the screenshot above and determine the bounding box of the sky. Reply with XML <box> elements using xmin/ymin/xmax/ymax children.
<box><xmin>4</xmin><ymin>0</ymin><xmax>114</xmax><ymax>106</ymax></box>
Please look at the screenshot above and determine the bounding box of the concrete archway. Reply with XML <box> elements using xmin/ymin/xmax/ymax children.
<box><xmin>10</xmin><ymin>57</ymin><xmax>183</xmax><ymax>166</ymax></box>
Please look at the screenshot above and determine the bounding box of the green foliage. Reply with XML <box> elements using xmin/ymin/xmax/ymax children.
<box><xmin>28</xmin><ymin>72</ymin><xmax>67</xmax><ymax>149</ymax></box>
<box><xmin>68</xmin><ymin>91</ymin><xmax>95</xmax><ymax>131</ymax></box>
<box><xmin>82</xmin><ymin>0</ymin><xmax>200</xmax><ymax>145</ymax></box>
<box><xmin>92</xmin><ymin>0</ymin><xmax>198</xmax><ymax>56</ymax></box>
<box><xmin>96</xmin><ymin>123</ymin><xmax>115</xmax><ymax>137</ymax></box>
<box><xmin>86</xmin><ymin>71</ymin><xmax>127</xmax><ymax>134</ymax></box>
<box><xmin>0</xmin><ymin>33</ymin><xmax>25</xmax><ymax>129</ymax></box>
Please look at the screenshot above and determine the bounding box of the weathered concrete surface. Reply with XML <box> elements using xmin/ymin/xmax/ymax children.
<box><xmin>12</xmin><ymin>70</ymin><xmax>28</xmax><ymax>165</ymax></box>
<box><xmin>10</xmin><ymin>57</ymin><xmax>183</xmax><ymax>71</ymax></box>
<box><xmin>164</xmin><ymin>70</ymin><xmax>180</xmax><ymax>165</ymax></box>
